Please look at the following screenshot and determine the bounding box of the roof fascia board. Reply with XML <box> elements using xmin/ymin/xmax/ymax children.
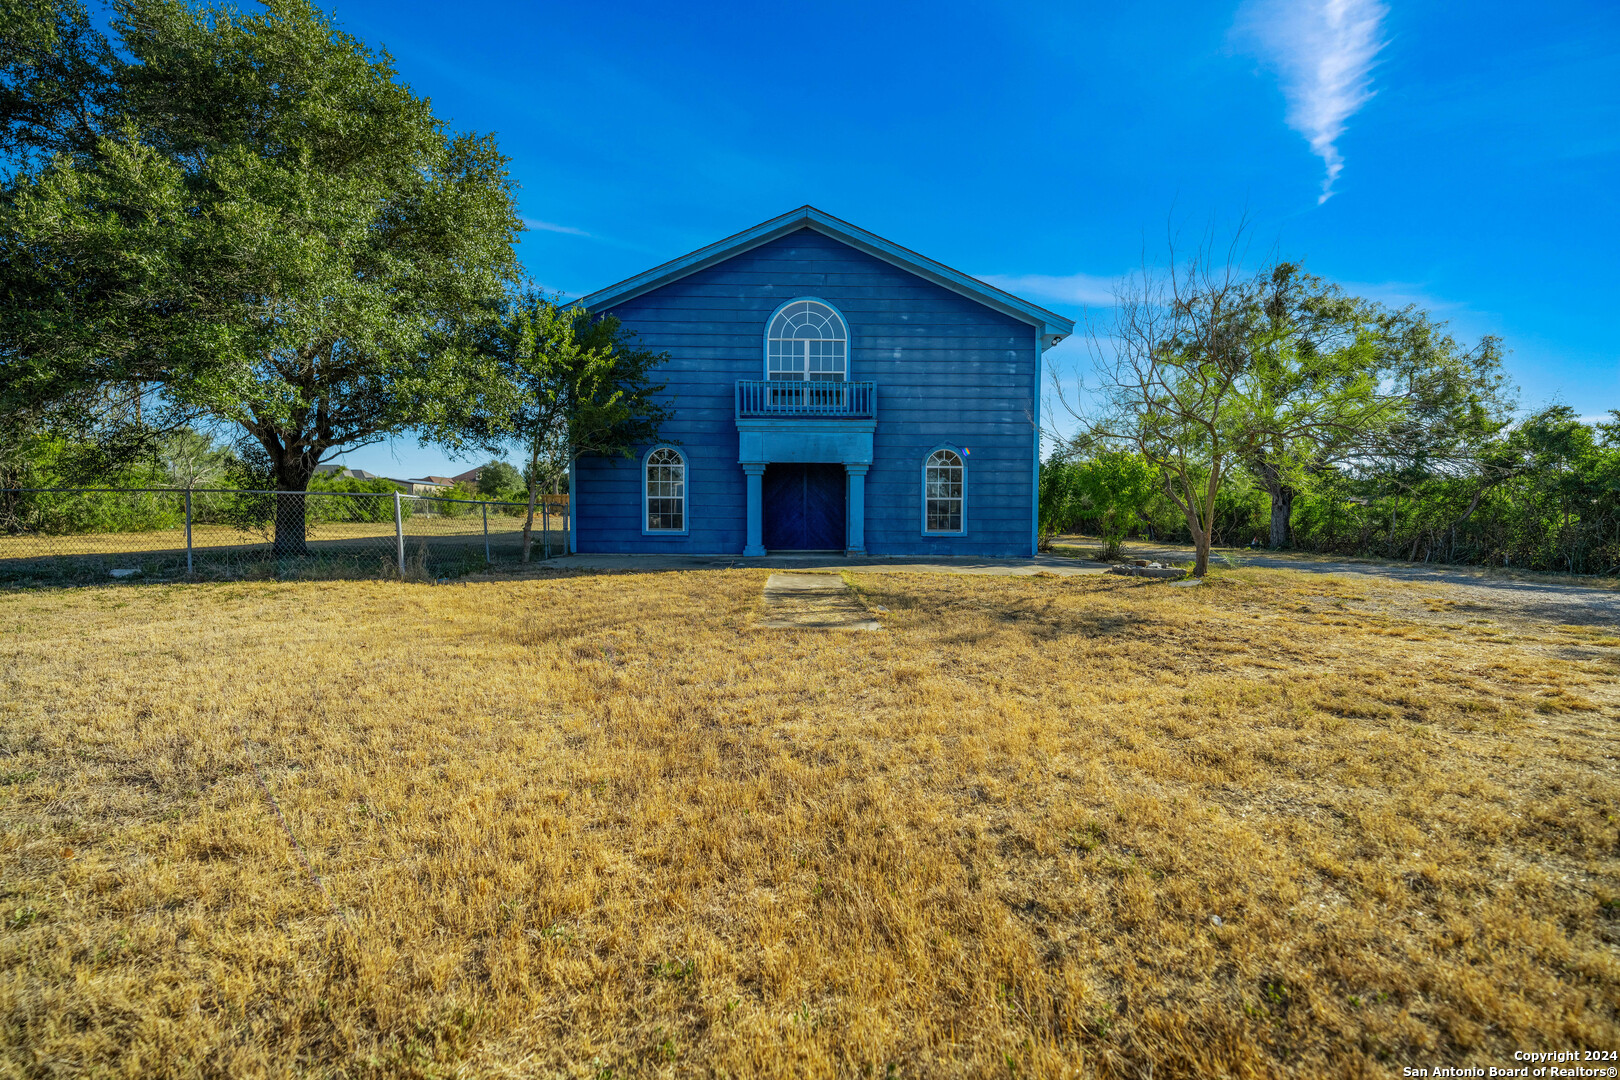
<box><xmin>796</xmin><ymin>209</ymin><xmax>1075</xmax><ymax>344</ymax></box>
<box><xmin>576</xmin><ymin>216</ymin><xmax>806</xmax><ymax>312</ymax></box>
<box><xmin>576</xmin><ymin>207</ymin><xmax>1075</xmax><ymax>346</ymax></box>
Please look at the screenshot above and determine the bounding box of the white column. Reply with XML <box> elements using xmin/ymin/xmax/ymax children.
<box><xmin>845</xmin><ymin>463</ymin><xmax>868</xmax><ymax>555</ymax></box>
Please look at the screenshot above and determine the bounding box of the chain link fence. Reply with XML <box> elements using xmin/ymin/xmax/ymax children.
<box><xmin>0</xmin><ymin>488</ymin><xmax>570</xmax><ymax>585</ymax></box>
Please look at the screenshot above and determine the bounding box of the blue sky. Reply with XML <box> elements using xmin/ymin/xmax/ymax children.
<box><xmin>318</xmin><ymin>0</ymin><xmax>1619</xmax><ymax>479</ymax></box>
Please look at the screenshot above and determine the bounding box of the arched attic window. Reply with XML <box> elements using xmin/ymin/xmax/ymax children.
<box><xmin>767</xmin><ymin>300</ymin><xmax>847</xmax><ymax>382</ymax></box>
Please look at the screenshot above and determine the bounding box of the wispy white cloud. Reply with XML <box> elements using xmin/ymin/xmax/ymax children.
<box><xmin>530</xmin><ymin>283</ymin><xmax>586</xmax><ymax>301</ymax></box>
<box><xmin>985</xmin><ymin>271</ymin><xmax>1464</xmax><ymax>321</ymax></box>
<box><xmin>1333</xmin><ymin>279</ymin><xmax>1466</xmax><ymax>314</ymax></box>
<box><xmin>522</xmin><ymin>217</ymin><xmax>593</xmax><ymax>237</ymax></box>
<box><xmin>977</xmin><ymin>271</ymin><xmax>1120</xmax><ymax>307</ymax></box>
<box><xmin>1236</xmin><ymin>0</ymin><xmax>1388</xmax><ymax>204</ymax></box>
<box><xmin>520</xmin><ymin>217</ymin><xmax>656</xmax><ymax>255</ymax></box>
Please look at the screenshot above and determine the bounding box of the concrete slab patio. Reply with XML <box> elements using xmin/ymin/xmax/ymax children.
<box><xmin>545</xmin><ymin>553</ymin><xmax>1108</xmax><ymax>577</ymax></box>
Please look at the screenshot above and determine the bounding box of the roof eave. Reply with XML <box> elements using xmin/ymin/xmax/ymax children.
<box><xmin>575</xmin><ymin>206</ymin><xmax>1076</xmax><ymax>347</ymax></box>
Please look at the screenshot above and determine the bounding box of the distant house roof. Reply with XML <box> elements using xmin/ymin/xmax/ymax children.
<box><xmin>314</xmin><ymin>464</ymin><xmax>381</xmax><ymax>481</ymax></box>
<box><xmin>451</xmin><ymin>467</ymin><xmax>483</xmax><ymax>485</ymax></box>
<box><xmin>576</xmin><ymin>206</ymin><xmax>1076</xmax><ymax>349</ymax></box>
<box><xmin>422</xmin><ymin>475</ymin><xmax>456</xmax><ymax>486</ymax></box>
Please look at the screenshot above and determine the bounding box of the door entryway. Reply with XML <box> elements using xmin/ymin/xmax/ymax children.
<box><xmin>762</xmin><ymin>463</ymin><xmax>846</xmax><ymax>551</ymax></box>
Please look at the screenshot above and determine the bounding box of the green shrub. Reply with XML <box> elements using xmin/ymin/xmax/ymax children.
<box><xmin>7</xmin><ymin>488</ymin><xmax>184</xmax><ymax>535</ymax></box>
<box><xmin>305</xmin><ymin>476</ymin><xmax>411</xmax><ymax>524</ymax></box>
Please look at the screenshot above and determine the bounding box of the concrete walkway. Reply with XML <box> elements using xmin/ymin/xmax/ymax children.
<box><xmin>547</xmin><ymin>553</ymin><xmax>1107</xmax><ymax>578</ymax></box>
<box><xmin>758</xmin><ymin>572</ymin><xmax>881</xmax><ymax>631</ymax></box>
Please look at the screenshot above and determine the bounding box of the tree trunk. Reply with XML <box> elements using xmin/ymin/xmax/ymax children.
<box><xmin>1193</xmin><ymin>463</ymin><xmax>1222</xmax><ymax>578</ymax></box>
<box><xmin>1251</xmin><ymin>460</ymin><xmax>1295</xmax><ymax>549</ymax></box>
<box><xmin>520</xmin><ymin>478</ymin><xmax>538</xmax><ymax>563</ymax></box>
<box><xmin>270</xmin><ymin>456</ymin><xmax>318</xmax><ymax>559</ymax></box>
<box><xmin>272</xmin><ymin>493</ymin><xmax>309</xmax><ymax>558</ymax></box>
<box><xmin>1190</xmin><ymin>524</ymin><xmax>1210</xmax><ymax>577</ymax></box>
<box><xmin>1267</xmin><ymin>484</ymin><xmax>1295</xmax><ymax>548</ymax></box>
<box><xmin>1169</xmin><ymin>472</ymin><xmax>1215</xmax><ymax>578</ymax></box>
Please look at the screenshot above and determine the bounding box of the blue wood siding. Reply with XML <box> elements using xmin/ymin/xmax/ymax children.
<box><xmin>574</xmin><ymin>228</ymin><xmax>1038</xmax><ymax>557</ymax></box>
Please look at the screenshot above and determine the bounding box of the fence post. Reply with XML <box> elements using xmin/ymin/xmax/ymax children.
<box><xmin>393</xmin><ymin>492</ymin><xmax>405</xmax><ymax>577</ymax></box>
<box><xmin>184</xmin><ymin>489</ymin><xmax>193</xmax><ymax>575</ymax></box>
<box><xmin>482</xmin><ymin>502</ymin><xmax>490</xmax><ymax>564</ymax></box>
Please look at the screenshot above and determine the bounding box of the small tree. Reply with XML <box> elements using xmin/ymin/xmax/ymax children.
<box><xmin>1037</xmin><ymin>456</ymin><xmax>1085</xmax><ymax>549</ymax></box>
<box><xmin>474</xmin><ymin>461</ymin><xmax>524</xmax><ymax>501</ymax></box>
<box><xmin>452</xmin><ymin>295</ymin><xmax>669</xmax><ymax>561</ymax></box>
<box><xmin>1075</xmin><ymin>450</ymin><xmax>1158</xmax><ymax>559</ymax></box>
<box><xmin>161</xmin><ymin>428</ymin><xmax>237</xmax><ymax>489</ymax></box>
<box><xmin>1059</xmin><ymin>225</ymin><xmax>1515</xmax><ymax>576</ymax></box>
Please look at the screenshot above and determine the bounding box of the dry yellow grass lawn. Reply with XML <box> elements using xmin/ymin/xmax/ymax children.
<box><xmin>1</xmin><ymin>568</ymin><xmax>1616</xmax><ymax>1078</ymax></box>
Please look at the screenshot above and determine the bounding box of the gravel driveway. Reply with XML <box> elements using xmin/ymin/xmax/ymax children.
<box><xmin>1054</xmin><ymin>536</ymin><xmax>1620</xmax><ymax>627</ymax></box>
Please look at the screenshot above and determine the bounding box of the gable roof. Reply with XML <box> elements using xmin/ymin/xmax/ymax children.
<box><xmin>576</xmin><ymin>206</ymin><xmax>1076</xmax><ymax>349</ymax></box>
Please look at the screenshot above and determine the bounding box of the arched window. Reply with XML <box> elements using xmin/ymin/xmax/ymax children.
<box><xmin>767</xmin><ymin>300</ymin><xmax>847</xmax><ymax>382</ymax></box>
<box><xmin>923</xmin><ymin>449</ymin><xmax>964</xmax><ymax>534</ymax></box>
<box><xmin>644</xmin><ymin>447</ymin><xmax>685</xmax><ymax>533</ymax></box>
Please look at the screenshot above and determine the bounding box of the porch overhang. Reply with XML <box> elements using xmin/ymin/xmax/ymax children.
<box><xmin>736</xmin><ymin>418</ymin><xmax>875</xmax><ymax>558</ymax></box>
<box><xmin>736</xmin><ymin>418</ymin><xmax>875</xmax><ymax>467</ymax></box>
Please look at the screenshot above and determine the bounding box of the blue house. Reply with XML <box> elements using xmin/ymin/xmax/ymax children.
<box><xmin>571</xmin><ymin>207</ymin><xmax>1074</xmax><ymax>558</ymax></box>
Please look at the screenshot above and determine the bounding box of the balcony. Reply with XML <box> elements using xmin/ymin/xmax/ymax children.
<box><xmin>735</xmin><ymin>379</ymin><xmax>876</xmax><ymax>420</ymax></box>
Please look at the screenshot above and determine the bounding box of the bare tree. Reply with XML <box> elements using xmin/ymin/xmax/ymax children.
<box><xmin>1056</xmin><ymin>230</ymin><xmax>1262</xmax><ymax>577</ymax></box>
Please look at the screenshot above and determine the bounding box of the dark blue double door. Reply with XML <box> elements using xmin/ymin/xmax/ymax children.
<box><xmin>763</xmin><ymin>464</ymin><xmax>846</xmax><ymax>551</ymax></box>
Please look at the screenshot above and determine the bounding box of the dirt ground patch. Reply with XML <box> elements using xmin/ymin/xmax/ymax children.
<box><xmin>1</xmin><ymin>568</ymin><xmax>1616</xmax><ymax>1077</ymax></box>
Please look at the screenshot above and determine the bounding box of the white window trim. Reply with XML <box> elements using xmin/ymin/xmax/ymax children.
<box><xmin>921</xmin><ymin>445</ymin><xmax>966</xmax><ymax>536</ymax></box>
<box><xmin>764</xmin><ymin>297</ymin><xmax>850</xmax><ymax>383</ymax></box>
<box><xmin>642</xmin><ymin>446</ymin><xmax>689</xmax><ymax>536</ymax></box>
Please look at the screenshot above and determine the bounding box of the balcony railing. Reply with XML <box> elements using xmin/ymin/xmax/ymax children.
<box><xmin>736</xmin><ymin>379</ymin><xmax>876</xmax><ymax>419</ymax></box>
